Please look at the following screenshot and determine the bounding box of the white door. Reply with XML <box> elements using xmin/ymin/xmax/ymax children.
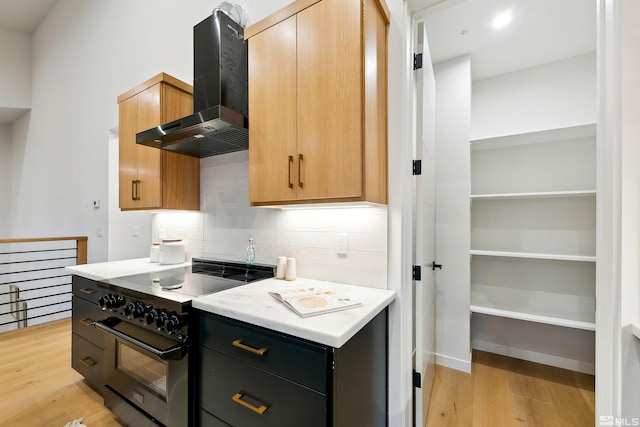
<box><xmin>413</xmin><ymin>21</ymin><xmax>437</xmax><ymax>427</ymax></box>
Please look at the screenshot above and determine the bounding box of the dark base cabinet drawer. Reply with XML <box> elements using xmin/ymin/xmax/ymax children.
<box><xmin>200</xmin><ymin>347</ymin><xmax>327</xmax><ymax>427</ymax></box>
<box><xmin>200</xmin><ymin>409</ymin><xmax>231</xmax><ymax>427</ymax></box>
<box><xmin>72</xmin><ymin>275</ymin><xmax>106</xmax><ymax>304</ymax></box>
<box><xmin>72</xmin><ymin>296</ymin><xmax>106</xmax><ymax>346</ymax></box>
<box><xmin>72</xmin><ymin>333</ymin><xmax>104</xmax><ymax>394</ymax></box>
<box><xmin>200</xmin><ymin>313</ymin><xmax>328</xmax><ymax>393</ymax></box>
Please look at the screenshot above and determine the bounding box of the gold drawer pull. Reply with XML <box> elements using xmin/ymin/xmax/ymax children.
<box><xmin>79</xmin><ymin>288</ymin><xmax>95</xmax><ymax>295</ymax></box>
<box><xmin>80</xmin><ymin>357</ymin><xmax>97</xmax><ymax>367</ymax></box>
<box><xmin>80</xmin><ymin>318</ymin><xmax>94</xmax><ymax>327</ymax></box>
<box><xmin>232</xmin><ymin>393</ymin><xmax>268</xmax><ymax>415</ymax></box>
<box><xmin>232</xmin><ymin>339</ymin><xmax>268</xmax><ymax>356</ymax></box>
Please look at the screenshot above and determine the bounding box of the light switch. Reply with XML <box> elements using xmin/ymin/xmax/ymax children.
<box><xmin>132</xmin><ymin>226</ymin><xmax>140</xmax><ymax>237</ymax></box>
<box><xmin>97</xmin><ymin>227</ymin><xmax>104</xmax><ymax>237</ymax></box>
<box><xmin>336</xmin><ymin>233</ymin><xmax>348</xmax><ymax>255</ymax></box>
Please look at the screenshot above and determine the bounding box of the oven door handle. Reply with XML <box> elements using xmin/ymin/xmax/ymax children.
<box><xmin>94</xmin><ymin>319</ymin><xmax>187</xmax><ymax>361</ymax></box>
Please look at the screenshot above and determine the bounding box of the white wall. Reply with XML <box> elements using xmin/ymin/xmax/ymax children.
<box><xmin>0</xmin><ymin>125</ymin><xmax>11</xmax><ymax>236</ymax></box>
<box><xmin>471</xmin><ymin>52</ymin><xmax>597</xmax><ymax>139</ymax></box>
<box><xmin>8</xmin><ymin>0</ymin><xmax>292</xmax><ymax>262</ymax></box>
<box><xmin>107</xmin><ymin>129</ymin><xmax>152</xmax><ymax>261</ymax></box>
<box><xmin>433</xmin><ymin>55</ymin><xmax>472</xmax><ymax>372</ymax></box>
<box><xmin>0</xmin><ymin>28</ymin><xmax>31</xmax><ymax>108</ymax></box>
<box><xmin>153</xmin><ymin>151</ymin><xmax>389</xmax><ymax>288</ymax></box>
<box><xmin>620</xmin><ymin>0</ymin><xmax>640</xmax><ymax>417</ymax></box>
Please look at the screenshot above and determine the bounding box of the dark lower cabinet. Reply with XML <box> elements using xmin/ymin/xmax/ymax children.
<box><xmin>71</xmin><ymin>275</ymin><xmax>107</xmax><ymax>395</ymax></box>
<box><xmin>197</xmin><ymin>309</ymin><xmax>388</xmax><ymax>427</ymax></box>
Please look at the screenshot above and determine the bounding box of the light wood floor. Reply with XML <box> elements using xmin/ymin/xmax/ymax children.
<box><xmin>0</xmin><ymin>319</ymin><xmax>121</xmax><ymax>427</ymax></box>
<box><xmin>0</xmin><ymin>320</ymin><xmax>595</xmax><ymax>427</ymax></box>
<box><xmin>425</xmin><ymin>350</ymin><xmax>595</xmax><ymax>427</ymax></box>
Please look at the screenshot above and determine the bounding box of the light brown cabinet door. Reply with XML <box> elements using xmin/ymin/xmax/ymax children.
<box><xmin>248</xmin><ymin>15</ymin><xmax>299</xmax><ymax>204</ymax></box>
<box><xmin>118</xmin><ymin>95</ymin><xmax>141</xmax><ymax>210</ymax></box>
<box><xmin>118</xmin><ymin>76</ymin><xmax>199</xmax><ymax>211</ymax></box>
<box><xmin>296</xmin><ymin>0</ymin><xmax>363</xmax><ymax>201</ymax></box>
<box><xmin>135</xmin><ymin>83</ymin><xmax>163</xmax><ymax>209</ymax></box>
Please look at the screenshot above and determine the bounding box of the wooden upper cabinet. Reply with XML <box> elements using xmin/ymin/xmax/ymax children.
<box><xmin>246</xmin><ymin>0</ymin><xmax>389</xmax><ymax>206</ymax></box>
<box><xmin>117</xmin><ymin>73</ymin><xmax>200</xmax><ymax>211</ymax></box>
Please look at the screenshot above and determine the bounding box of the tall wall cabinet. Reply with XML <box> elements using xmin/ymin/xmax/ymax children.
<box><xmin>117</xmin><ymin>73</ymin><xmax>200</xmax><ymax>211</ymax></box>
<box><xmin>470</xmin><ymin>124</ymin><xmax>597</xmax><ymax>374</ymax></box>
<box><xmin>245</xmin><ymin>0</ymin><xmax>389</xmax><ymax>206</ymax></box>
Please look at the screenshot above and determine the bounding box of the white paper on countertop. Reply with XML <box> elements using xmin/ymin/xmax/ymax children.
<box><xmin>192</xmin><ymin>277</ymin><xmax>396</xmax><ymax>348</ymax></box>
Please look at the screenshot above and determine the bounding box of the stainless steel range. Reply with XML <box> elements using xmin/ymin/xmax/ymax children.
<box><xmin>94</xmin><ymin>259</ymin><xmax>274</xmax><ymax>427</ymax></box>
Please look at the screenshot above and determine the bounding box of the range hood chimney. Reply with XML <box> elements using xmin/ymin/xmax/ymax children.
<box><xmin>136</xmin><ymin>10</ymin><xmax>248</xmax><ymax>158</ymax></box>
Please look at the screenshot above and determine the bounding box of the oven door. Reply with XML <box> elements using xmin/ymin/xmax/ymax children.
<box><xmin>95</xmin><ymin>317</ymin><xmax>189</xmax><ymax>427</ymax></box>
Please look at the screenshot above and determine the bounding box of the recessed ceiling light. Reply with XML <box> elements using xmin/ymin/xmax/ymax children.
<box><xmin>492</xmin><ymin>10</ymin><xmax>512</xmax><ymax>30</ymax></box>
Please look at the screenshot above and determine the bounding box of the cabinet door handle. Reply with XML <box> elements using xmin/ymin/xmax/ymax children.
<box><xmin>232</xmin><ymin>339</ymin><xmax>268</xmax><ymax>356</ymax></box>
<box><xmin>80</xmin><ymin>318</ymin><xmax>94</xmax><ymax>327</ymax></box>
<box><xmin>134</xmin><ymin>180</ymin><xmax>141</xmax><ymax>201</ymax></box>
<box><xmin>80</xmin><ymin>357</ymin><xmax>97</xmax><ymax>367</ymax></box>
<box><xmin>79</xmin><ymin>288</ymin><xmax>95</xmax><ymax>295</ymax></box>
<box><xmin>132</xmin><ymin>180</ymin><xmax>136</xmax><ymax>201</ymax></box>
<box><xmin>288</xmin><ymin>155</ymin><xmax>294</xmax><ymax>189</ymax></box>
<box><xmin>298</xmin><ymin>154</ymin><xmax>304</xmax><ymax>188</ymax></box>
<box><xmin>232</xmin><ymin>392</ymin><xmax>269</xmax><ymax>415</ymax></box>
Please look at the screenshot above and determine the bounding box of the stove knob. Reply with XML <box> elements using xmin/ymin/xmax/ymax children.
<box><xmin>131</xmin><ymin>303</ymin><xmax>146</xmax><ymax>319</ymax></box>
<box><xmin>112</xmin><ymin>295</ymin><xmax>126</xmax><ymax>309</ymax></box>
<box><xmin>145</xmin><ymin>308</ymin><xmax>158</xmax><ymax>326</ymax></box>
<box><xmin>98</xmin><ymin>295</ymin><xmax>108</xmax><ymax>309</ymax></box>
<box><xmin>123</xmin><ymin>303</ymin><xmax>136</xmax><ymax>317</ymax></box>
<box><xmin>155</xmin><ymin>310</ymin><xmax>169</xmax><ymax>330</ymax></box>
<box><xmin>164</xmin><ymin>313</ymin><xmax>187</xmax><ymax>334</ymax></box>
<box><xmin>100</xmin><ymin>294</ymin><xmax>116</xmax><ymax>309</ymax></box>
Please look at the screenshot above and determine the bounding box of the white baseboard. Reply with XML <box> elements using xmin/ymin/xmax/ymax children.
<box><xmin>435</xmin><ymin>351</ymin><xmax>472</xmax><ymax>373</ymax></box>
<box><xmin>472</xmin><ymin>339</ymin><xmax>595</xmax><ymax>375</ymax></box>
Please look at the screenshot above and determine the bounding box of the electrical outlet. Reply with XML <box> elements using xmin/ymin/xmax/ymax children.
<box><xmin>92</xmin><ymin>199</ymin><xmax>100</xmax><ymax>209</ymax></box>
<box><xmin>158</xmin><ymin>228</ymin><xmax>167</xmax><ymax>239</ymax></box>
<box><xmin>336</xmin><ymin>233</ymin><xmax>348</xmax><ymax>255</ymax></box>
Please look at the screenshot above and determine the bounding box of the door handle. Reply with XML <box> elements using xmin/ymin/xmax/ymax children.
<box><xmin>80</xmin><ymin>357</ymin><xmax>97</xmax><ymax>367</ymax></box>
<box><xmin>298</xmin><ymin>154</ymin><xmax>304</xmax><ymax>188</ymax></box>
<box><xmin>232</xmin><ymin>393</ymin><xmax>269</xmax><ymax>415</ymax></box>
<box><xmin>79</xmin><ymin>288</ymin><xmax>95</xmax><ymax>295</ymax></box>
<box><xmin>432</xmin><ymin>262</ymin><xmax>443</xmax><ymax>271</ymax></box>
<box><xmin>288</xmin><ymin>155</ymin><xmax>294</xmax><ymax>189</ymax></box>
<box><xmin>232</xmin><ymin>339</ymin><xmax>268</xmax><ymax>356</ymax></box>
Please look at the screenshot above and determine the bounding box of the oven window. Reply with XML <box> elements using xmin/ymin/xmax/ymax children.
<box><xmin>117</xmin><ymin>342</ymin><xmax>167</xmax><ymax>397</ymax></box>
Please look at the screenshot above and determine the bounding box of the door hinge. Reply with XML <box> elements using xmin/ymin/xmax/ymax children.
<box><xmin>413</xmin><ymin>159</ymin><xmax>422</xmax><ymax>175</ymax></box>
<box><xmin>432</xmin><ymin>261</ymin><xmax>443</xmax><ymax>271</ymax></box>
<box><xmin>413</xmin><ymin>53</ymin><xmax>423</xmax><ymax>70</ymax></box>
<box><xmin>412</xmin><ymin>265</ymin><xmax>422</xmax><ymax>281</ymax></box>
<box><xmin>413</xmin><ymin>370</ymin><xmax>422</xmax><ymax>388</ymax></box>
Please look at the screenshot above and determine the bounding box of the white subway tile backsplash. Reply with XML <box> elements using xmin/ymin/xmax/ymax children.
<box><xmin>153</xmin><ymin>153</ymin><xmax>388</xmax><ymax>288</ymax></box>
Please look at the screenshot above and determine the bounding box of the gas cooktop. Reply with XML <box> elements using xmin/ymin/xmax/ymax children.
<box><xmin>98</xmin><ymin>258</ymin><xmax>275</xmax><ymax>303</ymax></box>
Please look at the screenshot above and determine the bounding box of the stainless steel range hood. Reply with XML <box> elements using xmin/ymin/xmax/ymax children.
<box><xmin>136</xmin><ymin>10</ymin><xmax>248</xmax><ymax>158</ymax></box>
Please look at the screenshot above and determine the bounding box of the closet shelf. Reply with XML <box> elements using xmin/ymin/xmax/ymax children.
<box><xmin>470</xmin><ymin>304</ymin><xmax>596</xmax><ymax>331</ymax></box>
<box><xmin>470</xmin><ymin>190</ymin><xmax>596</xmax><ymax>201</ymax></box>
<box><xmin>470</xmin><ymin>250</ymin><xmax>596</xmax><ymax>263</ymax></box>
<box><xmin>470</xmin><ymin>123</ymin><xmax>596</xmax><ymax>151</ymax></box>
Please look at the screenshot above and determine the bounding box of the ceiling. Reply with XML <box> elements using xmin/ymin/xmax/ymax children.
<box><xmin>0</xmin><ymin>0</ymin><xmax>596</xmax><ymax>123</ymax></box>
<box><xmin>413</xmin><ymin>0</ymin><xmax>597</xmax><ymax>80</ymax></box>
<box><xmin>0</xmin><ymin>0</ymin><xmax>58</xmax><ymax>33</ymax></box>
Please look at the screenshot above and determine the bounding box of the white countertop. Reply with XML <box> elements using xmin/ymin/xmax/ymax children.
<box><xmin>192</xmin><ymin>277</ymin><xmax>396</xmax><ymax>348</ymax></box>
<box><xmin>65</xmin><ymin>257</ymin><xmax>191</xmax><ymax>281</ymax></box>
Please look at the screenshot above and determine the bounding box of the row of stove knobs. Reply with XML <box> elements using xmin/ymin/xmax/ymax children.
<box><xmin>98</xmin><ymin>295</ymin><xmax>187</xmax><ymax>333</ymax></box>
